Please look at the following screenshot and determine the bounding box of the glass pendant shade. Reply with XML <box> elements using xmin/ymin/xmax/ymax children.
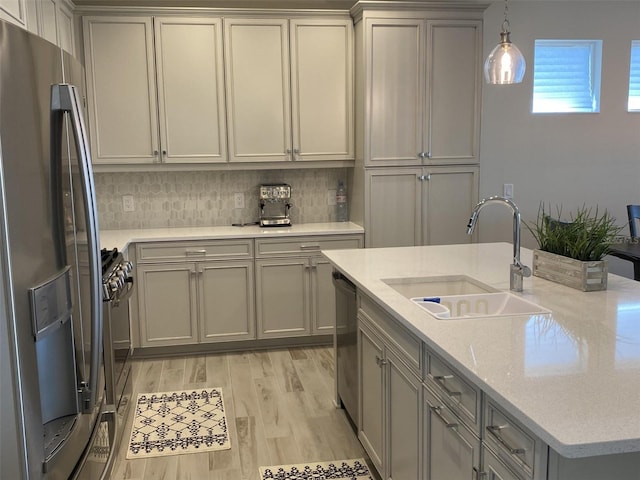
<box><xmin>484</xmin><ymin>31</ymin><xmax>526</xmax><ymax>84</ymax></box>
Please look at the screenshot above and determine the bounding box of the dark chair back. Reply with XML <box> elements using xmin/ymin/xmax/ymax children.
<box><xmin>627</xmin><ymin>205</ymin><xmax>640</xmax><ymax>237</ymax></box>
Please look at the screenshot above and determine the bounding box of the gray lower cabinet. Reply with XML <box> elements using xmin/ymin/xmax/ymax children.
<box><xmin>255</xmin><ymin>257</ymin><xmax>311</xmax><ymax>338</ymax></box>
<box><xmin>423</xmin><ymin>385</ymin><xmax>481</xmax><ymax>480</ymax></box>
<box><xmin>255</xmin><ymin>235</ymin><xmax>363</xmax><ymax>339</ymax></box>
<box><xmin>137</xmin><ymin>262</ymin><xmax>198</xmax><ymax>346</ymax></box>
<box><xmin>136</xmin><ymin>240</ymin><xmax>255</xmax><ymax>347</ymax></box>
<box><xmin>358</xmin><ymin>301</ymin><xmax>422</xmax><ymax>480</ymax></box>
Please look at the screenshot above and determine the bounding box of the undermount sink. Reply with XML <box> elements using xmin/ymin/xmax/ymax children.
<box><xmin>383</xmin><ymin>274</ymin><xmax>499</xmax><ymax>299</ymax></box>
<box><xmin>412</xmin><ymin>292</ymin><xmax>550</xmax><ymax>320</ymax></box>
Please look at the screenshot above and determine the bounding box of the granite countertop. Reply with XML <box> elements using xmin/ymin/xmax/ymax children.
<box><xmin>323</xmin><ymin>242</ymin><xmax>640</xmax><ymax>459</ymax></box>
<box><xmin>99</xmin><ymin>222</ymin><xmax>364</xmax><ymax>251</ymax></box>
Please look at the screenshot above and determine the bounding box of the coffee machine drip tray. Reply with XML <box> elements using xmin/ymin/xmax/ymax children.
<box><xmin>259</xmin><ymin>183</ymin><xmax>292</xmax><ymax>227</ymax></box>
<box><xmin>260</xmin><ymin>217</ymin><xmax>292</xmax><ymax>227</ymax></box>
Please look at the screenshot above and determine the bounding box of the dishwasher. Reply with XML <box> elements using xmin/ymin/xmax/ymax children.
<box><xmin>333</xmin><ymin>270</ymin><xmax>358</xmax><ymax>428</ymax></box>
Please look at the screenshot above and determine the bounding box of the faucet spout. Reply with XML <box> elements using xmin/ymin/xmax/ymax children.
<box><xmin>466</xmin><ymin>196</ymin><xmax>531</xmax><ymax>291</ymax></box>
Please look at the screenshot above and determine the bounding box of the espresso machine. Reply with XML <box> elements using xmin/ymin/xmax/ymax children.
<box><xmin>259</xmin><ymin>183</ymin><xmax>292</xmax><ymax>227</ymax></box>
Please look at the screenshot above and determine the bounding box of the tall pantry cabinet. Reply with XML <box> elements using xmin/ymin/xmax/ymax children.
<box><xmin>349</xmin><ymin>3</ymin><xmax>485</xmax><ymax>248</ymax></box>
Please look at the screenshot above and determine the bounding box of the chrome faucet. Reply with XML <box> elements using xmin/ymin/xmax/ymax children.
<box><xmin>466</xmin><ymin>196</ymin><xmax>531</xmax><ymax>292</ymax></box>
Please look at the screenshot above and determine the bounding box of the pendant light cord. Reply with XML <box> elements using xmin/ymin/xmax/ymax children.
<box><xmin>501</xmin><ymin>0</ymin><xmax>511</xmax><ymax>34</ymax></box>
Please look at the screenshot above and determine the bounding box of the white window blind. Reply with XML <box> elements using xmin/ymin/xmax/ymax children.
<box><xmin>533</xmin><ymin>39</ymin><xmax>602</xmax><ymax>113</ymax></box>
<box><xmin>629</xmin><ymin>40</ymin><xmax>640</xmax><ymax>112</ymax></box>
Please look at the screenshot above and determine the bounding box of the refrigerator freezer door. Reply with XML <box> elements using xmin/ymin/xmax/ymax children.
<box><xmin>0</xmin><ymin>19</ymin><xmax>107</xmax><ymax>480</ymax></box>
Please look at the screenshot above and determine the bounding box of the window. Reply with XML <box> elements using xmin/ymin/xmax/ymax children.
<box><xmin>629</xmin><ymin>41</ymin><xmax>640</xmax><ymax>112</ymax></box>
<box><xmin>532</xmin><ymin>39</ymin><xmax>603</xmax><ymax>113</ymax></box>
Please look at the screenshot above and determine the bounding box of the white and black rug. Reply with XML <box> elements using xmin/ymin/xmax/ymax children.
<box><xmin>259</xmin><ymin>458</ymin><xmax>373</xmax><ymax>480</ymax></box>
<box><xmin>126</xmin><ymin>388</ymin><xmax>230</xmax><ymax>459</ymax></box>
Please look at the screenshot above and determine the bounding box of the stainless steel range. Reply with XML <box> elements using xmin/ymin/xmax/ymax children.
<box><xmin>101</xmin><ymin>249</ymin><xmax>134</xmax><ymax>429</ymax></box>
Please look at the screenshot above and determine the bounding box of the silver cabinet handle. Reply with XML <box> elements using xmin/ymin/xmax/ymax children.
<box><xmin>430</xmin><ymin>406</ymin><xmax>459</xmax><ymax>429</ymax></box>
<box><xmin>425</xmin><ymin>151</ymin><xmax>432</xmax><ymax>159</ymax></box>
<box><xmin>300</xmin><ymin>244</ymin><xmax>321</xmax><ymax>251</ymax></box>
<box><xmin>486</xmin><ymin>425</ymin><xmax>526</xmax><ymax>455</ymax></box>
<box><xmin>418</xmin><ymin>152</ymin><xmax>425</xmax><ymax>159</ymax></box>
<box><xmin>473</xmin><ymin>467</ymin><xmax>486</xmax><ymax>480</ymax></box>
<box><xmin>433</xmin><ymin>374</ymin><xmax>462</xmax><ymax>397</ymax></box>
<box><xmin>375</xmin><ymin>355</ymin><xmax>387</xmax><ymax>367</ymax></box>
<box><xmin>185</xmin><ymin>249</ymin><xmax>207</xmax><ymax>256</ymax></box>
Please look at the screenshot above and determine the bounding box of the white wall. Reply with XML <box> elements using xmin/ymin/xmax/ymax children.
<box><xmin>479</xmin><ymin>0</ymin><xmax>640</xmax><ymax>276</ymax></box>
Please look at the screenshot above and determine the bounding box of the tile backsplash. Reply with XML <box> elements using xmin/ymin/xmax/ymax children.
<box><xmin>95</xmin><ymin>168</ymin><xmax>349</xmax><ymax>230</ymax></box>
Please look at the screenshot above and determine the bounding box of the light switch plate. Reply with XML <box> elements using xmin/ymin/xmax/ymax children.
<box><xmin>503</xmin><ymin>183</ymin><xmax>514</xmax><ymax>199</ymax></box>
<box><xmin>234</xmin><ymin>193</ymin><xmax>245</xmax><ymax>209</ymax></box>
<box><xmin>122</xmin><ymin>195</ymin><xmax>134</xmax><ymax>212</ymax></box>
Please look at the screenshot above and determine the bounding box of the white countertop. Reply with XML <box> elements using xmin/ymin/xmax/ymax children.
<box><xmin>99</xmin><ymin>222</ymin><xmax>364</xmax><ymax>251</ymax></box>
<box><xmin>323</xmin><ymin>242</ymin><xmax>640</xmax><ymax>459</ymax></box>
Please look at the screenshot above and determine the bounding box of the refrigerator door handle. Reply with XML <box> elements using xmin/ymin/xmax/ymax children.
<box><xmin>51</xmin><ymin>84</ymin><xmax>103</xmax><ymax>412</ymax></box>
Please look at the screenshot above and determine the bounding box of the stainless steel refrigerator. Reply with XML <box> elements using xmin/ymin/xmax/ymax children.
<box><xmin>0</xmin><ymin>20</ymin><xmax>114</xmax><ymax>479</ymax></box>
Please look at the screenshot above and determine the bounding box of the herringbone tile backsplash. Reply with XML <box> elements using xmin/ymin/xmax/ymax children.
<box><xmin>95</xmin><ymin>168</ymin><xmax>348</xmax><ymax>230</ymax></box>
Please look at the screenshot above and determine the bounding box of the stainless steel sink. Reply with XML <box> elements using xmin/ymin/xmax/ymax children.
<box><xmin>412</xmin><ymin>292</ymin><xmax>550</xmax><ymax>319</ymax></box>
<box><xmin>383</xmin><ymin>274</ymin><xmax>499</xmax><ymax>299</ymax></box>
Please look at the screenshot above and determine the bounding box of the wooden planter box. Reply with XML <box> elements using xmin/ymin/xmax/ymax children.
<box><xmin>532</xmin><ymin>249</ymin><xmax>608</xmax><ymax>292</ymax></box>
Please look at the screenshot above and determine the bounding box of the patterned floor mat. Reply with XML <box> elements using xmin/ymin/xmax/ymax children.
<box><xmin>259</xmin><ymin>458</ymin><xmax>373</xmax><ymax>480</ymax></box>
<box><xmin>126</xmin><ymin>388</ymin><xmax>230</xmax><ymax>459</ymax></box>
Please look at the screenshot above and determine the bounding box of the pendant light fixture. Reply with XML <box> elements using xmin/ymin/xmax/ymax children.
<box><xmin>484</xmin><ymin>0</ymin><xmax>526</xmax><ymax>84</ymax></box>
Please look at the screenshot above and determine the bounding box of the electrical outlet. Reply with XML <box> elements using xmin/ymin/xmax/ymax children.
<box><xmin>503</xmin><ymin>183</ymin><xmax>514</xmax><ymax>199</ymax></box>
<box><xmin>234</xmin><ymin>193</ymin><xmax>245</xmax><ymax>209</ymax></box>
<box><xmin>327</xmin><ymin>189</ymin><xmax>337</xmax><ymax>206</ymax></box>
<box><xmin>122</xmin><ymin>195</ymin><xmax>134</xmax><ymax>212</ymax></box>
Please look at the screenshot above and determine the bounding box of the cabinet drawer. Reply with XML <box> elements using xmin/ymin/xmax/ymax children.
<box><xmin>482</xmin><ymin>445</ymin><xmax>526</xmax><ymax>480</ymax></box>
<box><xmin>255</xmin><ymin>235</ymin><xmax>362</xmax><ymax>257</ymax></box>
<box><xmin>484</xmin><ymin>399</ymin><xmax>538</xmax><ymax>477</ymax></box>
<box><xmin>359</xmin><ymin>294</ymin><xmax>421</xmax><ymax>375</ymax></box>
<box><xmin>137</xmin><ymin>240</ymin><xmax>254</xmax><ymax>262</ymax></box>
<box><xmin>424</xmin><ymin>350</ymin><xmax>481</xmax><ymax>434</ymax></box>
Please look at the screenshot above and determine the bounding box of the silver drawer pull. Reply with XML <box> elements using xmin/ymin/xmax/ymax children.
<box><xmin>185</xmin><ymin>249</ymin><xmax>207</xmax><ymax>256</ymax></box>
<box><xmin>375</xmin><ymin>355</ymin><xmax>387</xmax><ymax>367</ymax></box>
<box><xmin>486</xmin><ymin>425</ymin><xmax>526</xmax><ymax>455</ymax></box>
<box><xmin>430</xmin><ymin>406</ymin><xmax>459</xmax><ymax>429</ymax></box>
<box><xmin>433</xmin><ymin>374</ymin><xmax>462</xmax><ymax>397</ymax></box>
<box><xmin>300</xmin><ymin>244</ymin><xmax>321</xmax><ymax>251</ymax></box>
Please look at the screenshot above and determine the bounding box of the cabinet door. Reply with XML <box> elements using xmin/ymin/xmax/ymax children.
<box><xmin>358</xmin><ymin>322</ymin><xmax>385</xmax><ymax>475</ymax></box>
<box><xmin>423</xmin><ymin>166</ymin><xmax>479</xmax><ymax>245</ymax></box>
<box><xmin>387</xmin><ymin>349</ymin><xmax>422</xmax><ymax>480</ymax></box>
<box><xmin>483</xmin><ymin>447</ymin><xmax>525</xmax><ymax>480</ymax></box>
<box><xmin>154</xmin><ymin>17</ymin><xmax>227</xmax><ymax>163</ymax></box>
<box><xmin>198</xmin><ymin>260</ymin><xmax>255</xmax><ymax>342</ymax></box>
<box><xmin>310</xmin><ymin>256</ymin><xmax>335</xmax><ymax>335</ymax></box>
<box><xmin>365</xmin><ymin>168</ymin><xmax>422</xmax><ymax>247</ymax></box>
<box><xmin>0</xmin><ymin>0</ymin><xmax>28</xmax><ymax>28</ymax></box>
<box><xmin>83</xmin><ymin>16</ymin><xmax>159</xmax><ymax>164</ymax></box>
<box><xmin>290</xmin><ymin>19</ymin><xmax>353</xmax><ymax>161</ymax></box>
<box><xmin>255</xmin><ymin>258</ymin><xmax>310</xmax><ymax>338</ymax></box>
<box><xmin>37</xmin><ymin>0</ymin><xmax>57</xmax><ymax>45</ymax></box>
<box><xmin>423</xmin><ymin>386</ymin><xmax>480</xmax><ymax>480</ymax></box>
<box><xmin>56</xmin><ymin>0</ymin><xmax>74</xmax><ymax>55</ymax></box>
<box><xmin>224</xmin><ymin>18</ymin><xmax>291</xmax><ymax>163</ymax></box>
<box><xmin>137</xmin><ymin>263</ymin><xmax>198</xmax><ymax>346</ymax></box>
<box><xmin>425</xmin><ymin>20</ymin><xmax>481</xmax><ymax>164</ymax></box>
<box><xmin>366</xmin><ymin>18</ymin><xmax>425</xmax><ymax>166</ymax></box>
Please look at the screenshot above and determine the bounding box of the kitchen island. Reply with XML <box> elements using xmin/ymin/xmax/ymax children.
<box><xmin>324</xmin><ymin>242</ymin><xmax>640</xmax><ymax>479</ymax></box>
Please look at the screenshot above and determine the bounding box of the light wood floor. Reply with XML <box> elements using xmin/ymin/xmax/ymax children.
<box><xmin>110</xmin><ymin>346</ymin><xmax>369</xmax><ymax>480</ymax></box>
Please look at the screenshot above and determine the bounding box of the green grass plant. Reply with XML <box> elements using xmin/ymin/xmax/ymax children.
<box><xmin>526</xmin><ymin>204</ymin><xmax>622</xmax><ymax>261</ymax></box>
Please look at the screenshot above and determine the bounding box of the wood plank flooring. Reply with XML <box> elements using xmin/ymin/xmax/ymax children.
<box><xmin>111</xmin><ymin>346</ymin><xmax>369</xmax><ymax>480</ymax></box>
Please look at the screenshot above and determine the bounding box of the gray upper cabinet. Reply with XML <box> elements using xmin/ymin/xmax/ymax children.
<box><xmin>83</xmin><ymin>15</ymin><xmax>227</xmax><ymax>165</ymax></box>
<box><xmin>360</xmin><ymin>11</ymin><xmax>482</xmax><ymax>167</ymax></box>
<box><xmin>83</xmin><ymin>16</ymin><xmax>159</xmax><ymax>165</ymax></box>
<box><xmin>224</xmin><ymin>16</ymin><xmax>353</xmax><ymax>164</ymax></box>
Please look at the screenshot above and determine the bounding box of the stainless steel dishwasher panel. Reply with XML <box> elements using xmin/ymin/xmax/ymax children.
<box><xmin>333</xmin><ymin>271</ymin><xmax>358</xmax><ymax>428</ymax></box>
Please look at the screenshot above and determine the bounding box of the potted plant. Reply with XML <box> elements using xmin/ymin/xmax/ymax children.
<box><xmin>525</xmin><ymin>204</ymin><xmax>623</xmax><ymax>291</ymax></box>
